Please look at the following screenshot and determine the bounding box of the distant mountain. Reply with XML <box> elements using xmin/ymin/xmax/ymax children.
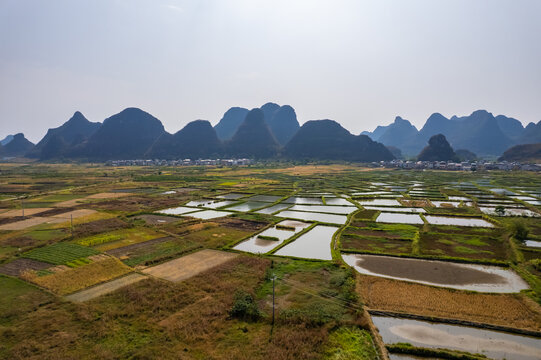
<box><xmin>455</xmin><ymin>149</ymin><xmax>477</xmax><ymax>161</ymax></box>
<box><xmin>1</xmin><ymin>135</ymin><xmax>14</xmax><ymax>146</ymax></box>
<box><xmin>376</xmin><ymin>116</ymin><xmax>418</xmax><ymax>152</ymax></box>
<box><xmin>263</xmin><ymin>104</ymin><xmax>300</xmax><ymax>145</ymax></box>
<box><xmin>361</xmin><ymin>124</ymin><xmax>389</xmax><ymax>141</ymax></box>
<box><xmin>417</xmin><ymin>134</ymin><xmax>458</xmax><ymax>162</ymax></box>
<box><xmin>284</xmin><ymin>120</ymin><xmax>394</xmax><ymax>161</ymax></box>
<box><xmin>214</xmin><ymin>107</ymin><xmax>249</xmax><ymax>141</ymax></box>
<box><xmin>386</xmin><ymin>146</ymin><xmax>403</xmax><ymax>159</ymax></box>
<box><xmin>147</xmin><ymin>120</ymin><xmax>221</xmax><ymax>159</ymax></box>
<box><xmin>499</xmin><ymin>143</ymin><xmax>541</xmax><ymax>162</ymax></box>
<box><xmin>27</xmin><ymin>111</ymin><xmax>101</xmax><ymax>159</ymax></box>
<box><xmin>369</xmin><ymin>110</ymin><xmax>521</xmax><ymax>157</ymax></box>
<box><xmin>214</xmin><ymin>103</ymin><xmax>300</xmax><ymax>145</ymax></box>
<box><xmin>3</xmin><ymin>133</ymin><xmax>34</xmax><ymax>157</ymax></box>
<box><xmin>495</xmin><ymin>115</ymin><xmax>524</xmax><ymax>140</ymax></box>
<box><xmin>74</xmin><ymin>108</ymin><xmax>165</xmax><ymax>160</ymax></box>
<box><xmin>517</xmin><ymin>121</ymin><xmax>541</xmax><ymax>145</ymax></box>
<box><xmin>226</xmin><ymin>108</ymin><xmax>279</xmax><ymax>158</ymax></box>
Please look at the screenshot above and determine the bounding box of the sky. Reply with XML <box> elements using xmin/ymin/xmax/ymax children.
<box><xmin>1</xmin><ymin>0</ymin><xmax>540</xmax><ymax>143</ymax></box>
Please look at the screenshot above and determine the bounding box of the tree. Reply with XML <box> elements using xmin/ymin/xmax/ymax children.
<box><xmin>495</xmin><ymin>206</ymin><xmax>506</xmax><ymax>216</ymax></box>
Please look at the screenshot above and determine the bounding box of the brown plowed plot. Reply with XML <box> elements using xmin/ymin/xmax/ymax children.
<box><xmin>143</xmin><ymin>249</ymin><xmax>238</xmax><ymax>282</ymax></box>
<box><xmin>31</xmin><ymin>207</ymin><xmax>75</xmax><ymax>217</ymax></box>
<box><xmin>214</xmin><ymin>217</ymin><xmax>268</xmax><ymax>231</ymax></box>
<box><xmin>72</xmin><ymin>217</ymin><xmax>129</xmax><ymax>237</ymax></box>
<box><xmin>65</xmin><ymin>273</ymin><xmax>147</xmax><ymax>302</ymax></box>
<box><xmin>50</xmin><ymin>209</ymin><xmax>97</xmax><ymax>220</ymax></box>
<box><xmin>54</xmin><ymin>198</ymin><xmax>84</xmax><ymax>207</ymax></box>
<box><xmin>134</xmin><ymin>214</ymin><xmax>182</xmax><ymax>225</ymax></box>
<box><xmin>419</xmin><ymin>232</ymin><xmax>508</xmax><ymax>261</ymax></box>
<box><xmin>341</xmin><ymin>234</ymin><xmax>412</xmax><ymax>255</ymax></box>
<box><xmin>106</xmin><ymin>236</ymin><xmax>173</xmax><ymax>257</ymax></box>
<box><xmin>86</xmin><ymin>192</ymin><xmax>135</xmax><ymax>199</ymax></box>
<box><xmin>105</xmin><ymin>236</ymin><xmax>201</xmax><ymax>267</ymax></box>
<box><xmin>358</xmin><ymin>275</ymin><xmax>541</xmax><ymax>331</ymax></box>
<box><xmin>0</xmin><ymin>258</ymin><xmax>51</xmax><ymax>277</ymax></box>
<box><xmin>84</xmin><ymin>196</ymin><xmax>182</xmax><ymax>212</ymax></box>
<box><xmin>0</xmin><ymin>208</ymin><xmax>53</xmax><ymax>218</ymax></box>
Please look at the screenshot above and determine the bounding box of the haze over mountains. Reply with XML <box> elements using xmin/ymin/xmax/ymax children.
<box><xmin>362</xmin><ymin>110</ymin><xmax>541</xmax><ymax>157</ymax></box>
<box><xmin>2</xmin><ymin>104</ymin><xmax>540</xmax><ymax>162</ymax></box>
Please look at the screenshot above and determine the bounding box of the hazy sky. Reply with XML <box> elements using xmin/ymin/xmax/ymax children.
<box><xmin>1</xmin><ymin>0</ymin><xmax>540</xmax><ymax>142</ymax></box>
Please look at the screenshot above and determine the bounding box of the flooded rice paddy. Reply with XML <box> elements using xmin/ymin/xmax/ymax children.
<box><xmin>247</xmin><ymin>195</ymin><xmax>283</xmax><ymax>202</ymax></box>
<box><xmin>185</xmin><ymin>210</ymin><xmax>232</xmax><ymax>220</ymax></box>
<box><xmin>274</xmin><ymin>225</ymin><xmax>336</xmax><ymax>260</ymax></box>
<box><xmin>284</xmin><ymin>196</ymin><xmax>325</xmax><ymax>205</ymax></box>
<box><xmin>364</xmin><ymin>206</ymin><xmax>425</xmax><ymax>213</ymax></box>
<box><xmin>424</xmin><ymin>216</ymin><xmax>494</xmax><ymax>227</ymax></box>
<box><xmin>225</xmin><ymin>201</ymin><xmax>269</xmax><ymax>212</ymax></box>
<box><xmin>276</xmin><ymin>210</ymin><xmax>348</xmax><ymax>224</ymax></box>
<box><xmin>255</xmin><ymin>203</ymin><xmax>291</xmax><ymax>214</ymax></box>
<box><xmin>524</xmin><ymin>240</ymin><xmax>541</xmax><ymax>248</ymax></box>
<box><xmin>376</xmin><ymin>212</ymin><xmax>424</xmax><ymax>225</ymax></box>
<box><xmin>158</xmin><ymin>206</ymin><xmax>200</xmax><ymax>215</ymax></box>
<box><xmin>233</xmin><ymin>220</ymin><xmax>310</xmax><ymax>253</ymax></box>
<box><xmin>287</xmin><ymin>204</ymin><xmax>356</xmax><ymax>215</ymax></box>
<box><xmin>357</xmin><ymin>199</ymin><xmax>402</xmax><ymax>206</ymax></box>
<box><xmin>342</xmin><ymin>254</ymin><xmax>529</xmax><ymax>292</ymax></box>
<box><xmin>372</xmin><ymin>316</ymin><xmax>541</xmax><ymax>360</ymax></box>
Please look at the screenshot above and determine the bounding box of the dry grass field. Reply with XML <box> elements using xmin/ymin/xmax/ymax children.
<box><xmin>22</xmin><ymin>256</ymin><xmax>132</xmax><ymax>295</ymax></box>
<box><xmin>357</xmin><ymin>274</ymin><xmax>541</xmax><ymax>331</ymax></box>
<box><xmin>142</xmin><ymin>249</ymin><xmax>238</xmax><ymax>282</ymax></box>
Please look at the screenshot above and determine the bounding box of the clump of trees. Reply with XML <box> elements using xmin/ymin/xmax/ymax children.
<box><xmin>509</xmin><ymin>220</ymin><xmax>529</xmax><ymax>241</ymax></box>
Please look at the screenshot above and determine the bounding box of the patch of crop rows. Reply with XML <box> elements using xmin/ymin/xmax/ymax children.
<box><xmin>23</xmin><ymin>243</ymin><xmax>100</xmax><ymax>265</ymax></box>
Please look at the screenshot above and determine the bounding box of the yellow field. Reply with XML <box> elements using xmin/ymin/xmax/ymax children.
<box><xmin>357</xmin><ymin>274</ymin><xmax>541</xmax><ymax>331</ymax></box>
<box><xmin>23</xmin><ymin>256</ymin><xmax>132</xmax><ymax>295</ymax></box>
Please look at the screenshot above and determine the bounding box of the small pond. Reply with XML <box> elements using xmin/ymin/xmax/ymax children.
<box><xmin>372</xmin><ymin>316</ymin><xmax>541</xmax><ymax>360</ymax></box>
<box><xmin>233</xmin><ymin>220</ymin><xmax>310</xmax><ymax>253</ymax></box>
<box><xmin>343</xmin><ymin>254</ymin><xmax>529</xmax><ymax>293</ymax></box>
<box><xmin>274</xmin><ymin>225</ymin><xmax>336</xmax><ymax>260</ymax></box>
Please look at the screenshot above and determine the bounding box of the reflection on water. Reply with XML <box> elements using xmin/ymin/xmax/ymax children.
<box><xmin>274</xmin><ymin>225</ymin><xmax>337</xmax><ymax>260</ymax></box>
<box><xmin>233</xmin><ymin>220</ymin><xmax>310</xmax><ymax>254</ymax></box>
<box><xmin>372</xmin><ymin>316</ymin><xmax>541</xmax><ymax>360</ymax></box>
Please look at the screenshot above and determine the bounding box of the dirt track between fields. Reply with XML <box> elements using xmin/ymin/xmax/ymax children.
<box><xmin>65</xmin><ymin>273</ymin><xmax>147</xmax><ymax>302</ymax></box>
<box><xmin>142</xmin><ymin>249</ymin><xmax>238</xmax><ymax>282</ymax></box>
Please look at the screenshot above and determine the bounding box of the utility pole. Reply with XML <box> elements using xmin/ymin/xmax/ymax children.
<box><xmin>272</xmin><ymin>274</ymin><xmax>276</xmax><ymax>326</ymax></box>
<box><xmin>70</xmin><ymin>214</ymin><xmax>73</xmax><ymax>236</ymax></box>
<box><xmin>21</xmin><ymin>200</ymin><xmax>24</xmax><ymax>218</ymax></box>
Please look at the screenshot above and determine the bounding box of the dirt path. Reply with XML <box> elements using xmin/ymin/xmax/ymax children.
<box><xmin>65</xmin><ymin>273</ymin><xmax>147</xmax><ymax>302</ymax></box>
<box><xmin>142</xmin><ymin>249</ymin><xmax>238</xmax><ymax>282</ymax></box>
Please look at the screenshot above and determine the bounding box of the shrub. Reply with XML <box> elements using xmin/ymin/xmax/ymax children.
<box><xmin>229</xmin><ymin>290</ymin><xmax>261</xmax><ymax>321</ymax></box>
<box><xmin>509</xmin><ymin>220</ymin><xmax>529</xmax><ymax>241</ymax></box>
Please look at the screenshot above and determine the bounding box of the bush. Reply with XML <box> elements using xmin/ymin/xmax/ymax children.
<box><xmin>509</xmin><ymin>220</ymin><xmax>529</xmax><ymax>241</ymax></box>
<box><xmin>229</xmin><ymin>290</ymin><xmax>261</xmax><ymax>321</ymax></box>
